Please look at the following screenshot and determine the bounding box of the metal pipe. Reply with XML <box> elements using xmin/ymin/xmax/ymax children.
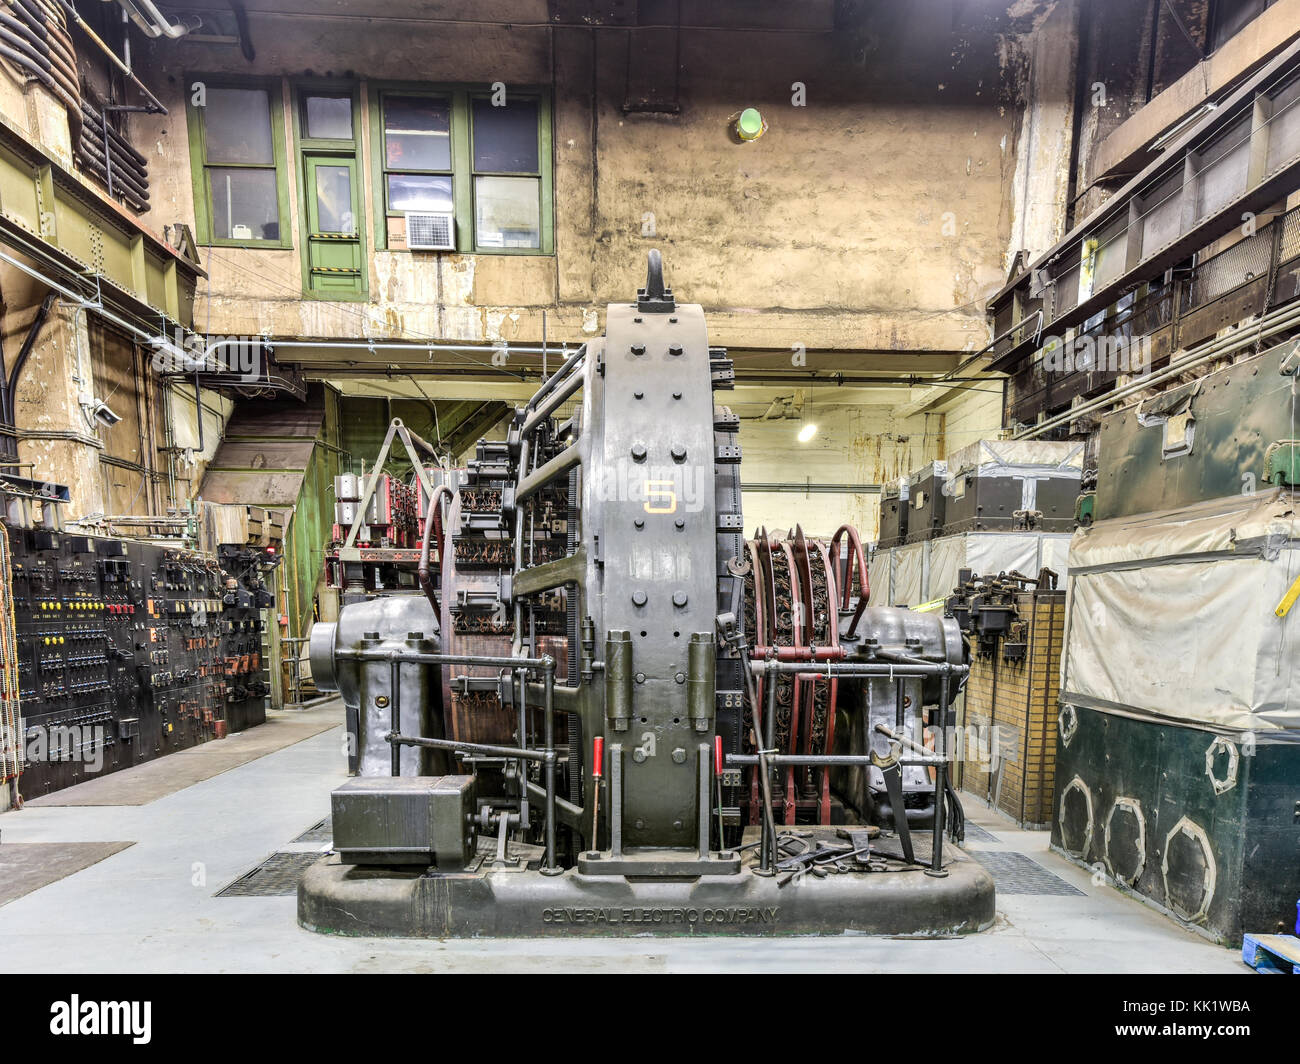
<box><xmin>80</xmin><ymin>102</ymin><xmax>151</xmax><ymax>165</ymax></box>
<box><xmin>53</xmin><ymin>0</ymin><xmax>168</xmax><ymax>112</ymax></box>
<box><xmin>542</xmin><ymin>660</ymin><xmax>559</xmax><ymax>873</ymax></box>
<box><xmin>334</xmin><ymin>648</ymin><xmax>554</xmax><ymax>669</ymax></box>
<box><xmin>942</xmin><ymin>309</ymin><xmax>1043</xmax><ymax>381</ymax></box>
<box><xmin>758</xmin><ymin>671</ymin><xmax>779</xmax><ymax>873</ymax></box>
<box><xmin>417</xmin><ymin>483</ymin><xmax>452</xmax><ymax>614</ymax></box>
<box><xmin>1015</xmin><ymin>301</ymin><xmax>1300</xmax><ymax>439</ymax></box>
<box><xmin>523</xmin><ymin>779</ymin><xmax>583</xmax><ymax>820</ymax></box>
<box><xmin>744</xmin><ymin>481</ymin><xmax>883</xmax><ymax>494</ymax></box>
<box><xmin>73</xmin><ymin>138</ymin><xmax>146</xmax><ymax>194</ymax></box>
<box><xmin>755</xmin><ymin>659</ymin><xmax>967</xmax><ymax>678</ymax></box>
<box><xmin>526</xmin><ymin>343</ymin><xmax>586</xmax><ymax>410</ymax></box>
<box><xmin>71</xmin><ymin>149</ymin><xmax>148</xmax><ymax>211</ymax></box>
<box><xmin>514</xmin><ymin>442</ymin><xmax>580</xmax><ymax>503</ymax></box>
<box><xmin>205</xmin><ymin>336</ymin><xmax>566</xmax><ymax>364</ymax></box>
<box><xmin>727</xmin><ymin>753</ymin><xmax>945</xmax><ymax>767</ymax></box>
<box><xmin>115</xmin><ymin>0</ymin><xmax>192</xmax><ymax>40</ymax></box>
<box><xmin>930</xmin><ymin>670</ymin><xmax>950</xmax><ymax>874</ymax></box>
<box><xmin>520</xmin><ymin>366</ymin><xmax>584</xmax><ymax>437</ymax></box>
<box><xmin>3</xmin><ymin>291</ymin><xmax>58</xmax><ymax>440</ymax></box>
<box><xmin>388</xmin><ymin>659</ymin><xmax>400</xmax><ymax>775</ymax></box>
<box><xmin>0</xmin><ymin>247</ymin><xmax>166</xmax><ymax>349</ymax></box>
<box><xmin>75</xmin><ymin>131</ymin><xmax>150</xmax><ymax>198</ymax></box>
<box><xmin>749</xmin><ymin>644</ymin><xmax>844</xmax><ymax>661</ymax></box>
<box><xmin>386</xmin><ymin>731</ymin><xmax>554</xmax><ymax>764</ymax></box>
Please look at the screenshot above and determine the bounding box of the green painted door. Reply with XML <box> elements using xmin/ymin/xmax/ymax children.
<box><xmin>304</xmin><ymin>156</ymin><xmax>364</xmax><ymax>296</ymax></box>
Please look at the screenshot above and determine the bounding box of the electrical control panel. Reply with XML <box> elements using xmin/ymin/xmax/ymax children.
<box><xmin>4</xmin><ymin>526</ymin><xmax>251</xmax><ymax>799</ymax></box>
<box><xmin>217</xmin><ymin>544</ymin><xmax>278</xmax><ymax>732</ymax></box>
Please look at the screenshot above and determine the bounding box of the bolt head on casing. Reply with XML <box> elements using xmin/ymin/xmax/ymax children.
<box><xmin>669</xmin><ymin>343</ymin><xmax>683</xmax><ymax>356</ymax></box>
<box><xmin>631</xmin><ymin>343</ymin><xmax>646</xmax><ymax>356</ymax></box>
<box><xmin>632</xmin><ymin>590</ymin><xmax>647</xmax><ymax>606</ymax></box>
<box><xmin>672</xmin><ymin>590</ymin><xmax>688</xmax><ymax>607</ymax></box>
<box><xmin>671</xmin><ymin>445</ymin><xmax>687</xmax><ymax>462</ymax></box>
<box><xmin>631</xmin><ymin>443</ymin><xmax>647</xmax><ymax>462</ymax></box>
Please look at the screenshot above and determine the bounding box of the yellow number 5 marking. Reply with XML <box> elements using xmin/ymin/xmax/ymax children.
<box><xmin>644</xmin><ymin>480</ymin><xmax>678</xmax><ymax>514</ymax></box>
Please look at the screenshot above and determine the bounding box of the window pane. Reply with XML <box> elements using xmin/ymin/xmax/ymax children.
<box><xmin>314</xmin><ymin>165</ymin><xmax>355</xmax><ymax>233</ymax></box>
<box><xmin>304</xmin><ymin>94</ymin><xmax>353</xmax><ymax>140</ymax></box>
<box><xmin>204</xmin><ymin>88</ymin><xmax>273</xmax><ymax>165</ymax></box>
<box><xmin>208</xmin><ymin>167</ymin><xmax>280</xmax><ymax>241</ymax></box>
<box><xmin>474</xmin><ymin>175</ymin><xmax>539</xmax><ymax>248</ymax></box>
<box><xmin>472</xmin><ymin>98</ymin><xmax>539</xmax><ymax>172</ymax></box>
<box><xmin>387</xmin><ymin>173</ymin><xmax>453</xmax><ymax>213</ymax></box>
<box><xmin>385</xmin><ymin>96</ymin><xmax>451</xmax><ymax>171</ymax></box>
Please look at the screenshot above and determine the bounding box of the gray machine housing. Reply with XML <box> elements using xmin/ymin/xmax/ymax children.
<box><xmin>902</xmin><ymin>462</ymin><xmax>948</xmax><ymax>543</ymax></box>
<box><xmin>332</xmin><ymin>776</ymin><xmax>476</xmax><ymax>867</ymax></box>
<box><xmin>876</xmin><ymin>478</ymin><xmax>909</xmax><ymax>548</ymax></box>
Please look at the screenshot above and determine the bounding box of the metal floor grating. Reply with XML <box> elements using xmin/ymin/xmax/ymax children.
<box><xmin>216</xmin><ymin>852</ymin><xmax>324</xmax><ymax>897</ymax></box>
<box><xmin>961</xmin><ymin>822</ymin><xmax>1000</xmax><ymax>844</ymax></box>
<box><xmin>971</xmin><ymin>850</ymin><xmax>1085</xmax><ymax>896</ymax></box>
<box><xmin>293</xmin><ymin>816</ymin><xmax>332</xmax><ymax>844</ymax></box>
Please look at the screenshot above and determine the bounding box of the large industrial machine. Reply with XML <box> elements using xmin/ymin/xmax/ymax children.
<box><xmin>301</xmin><ymin>254</ymin><xmax>994</xmax><ymax>937</ymax></box>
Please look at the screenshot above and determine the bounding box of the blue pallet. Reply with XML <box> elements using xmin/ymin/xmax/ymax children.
<box><xmin>1242</xmin><ymin>933</ymin><xmax>1300</xmax><ymax>974</ymax></box>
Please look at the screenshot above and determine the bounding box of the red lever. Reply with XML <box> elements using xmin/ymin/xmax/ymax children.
<box><xmin>592</xmin><ymin>736</ymin><xmax>605</xmax><ymax>778</ymax></box>
<box><xmin>714</xmin><ymin>735</ymin><xmax>723</xmax><ymax>776</ymax></box>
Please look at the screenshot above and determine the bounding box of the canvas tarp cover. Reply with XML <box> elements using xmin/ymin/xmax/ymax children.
<box><xmin>868</xmin><ymin>531</ymin><xmax>1072</xmax><ymax>607</ymax></box>
<box><xmin>1062</xmin><ymin>489</ymin><xmax>1300</xmax><ymax>733</ymax></box>
<box><xmin>945</xmin><ymin>439</ymin><xmax>1084</xmax><ymax>479</ymax></box>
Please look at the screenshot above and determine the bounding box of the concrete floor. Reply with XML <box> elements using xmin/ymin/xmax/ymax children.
<box><xmin>0</xmin><ymin>701</ymin><xmax>1245</xmax><ymax>973</ymax></box>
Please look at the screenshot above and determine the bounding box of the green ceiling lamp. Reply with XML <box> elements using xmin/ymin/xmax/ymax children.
<box><xmin>736</xmin><ymin>107</ymin><xmax>766</xmax><ymax>142</ymax></box>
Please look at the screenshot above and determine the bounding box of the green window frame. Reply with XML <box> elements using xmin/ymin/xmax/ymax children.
<box><xmin>186</xmin><ymin>75</ymin><xmax>291</xmax><ymax>248</ymax></box>
<box><xmin>292</xmin><ymin>81</ymin><xmax>368</xmax><ymax>300</ymax></box>
<box><xmin>369</xmin><ymin>85</ymin><xmax>553</xmax><ymax>255</ymax></box>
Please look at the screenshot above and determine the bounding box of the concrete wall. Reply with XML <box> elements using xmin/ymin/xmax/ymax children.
<box><xmin>739</xmin><ymin>402</ymin><xmax>949</xmax><ymax>538</ymax></box>
<box><xmin>0</xmin><ymin>0</ymin><xmax>1086</xmax><ymax>525</ymax></box>
<box><xmin>123</xmin><ymin>0</ymin><xmax>1044</xmax><ymax>361</ymax></box>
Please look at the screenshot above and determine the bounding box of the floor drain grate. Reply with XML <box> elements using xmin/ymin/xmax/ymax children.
<box><xmin>217</xmin><ymin>852</ymin><xmax>324</xmax><ymax>897</ymax></box>
<box><xmin>293</xmin><ymin>816</ymin><xmax>332</xmax><ymax>844</ymax></box>
<box><xmin>971</xmin><ymin>851</ymin><xmax>1085</xmax><ymax>896</ymax></box>
<box><xmin>961</xmin><ymin>822</ymin><xmax>999</xmax><ymax>844</ymax></box>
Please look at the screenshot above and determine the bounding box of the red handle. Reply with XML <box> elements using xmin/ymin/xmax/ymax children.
<box><xmin>593</xmin><ymin>736</ymin><xmax>605</xmax><ymax>778</ymax></box>
<box><xmin>714</xmin><ymin>735</ymin><xmax>723</xmax><ymax>776</ymax></box>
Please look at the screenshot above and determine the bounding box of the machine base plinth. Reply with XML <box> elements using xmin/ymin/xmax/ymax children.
<box><xmin>297</xmin><ymin>844</ymin><xmax>995</xmax><ymax>938</ymax></box>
